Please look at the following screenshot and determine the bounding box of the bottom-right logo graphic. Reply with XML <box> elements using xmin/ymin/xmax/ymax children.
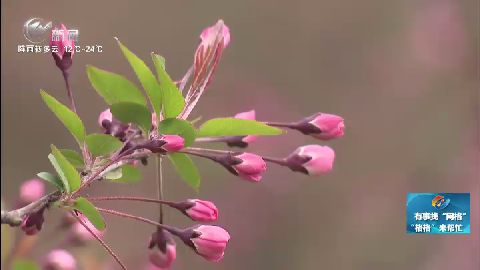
<box><xmin>407</xmin><ymin>193</ymin><xmax>470</xmax><ymax>234</ymax></box>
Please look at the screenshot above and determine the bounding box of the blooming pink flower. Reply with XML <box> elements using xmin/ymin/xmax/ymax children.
<box><xmin>98</xmin><ymin>109</ymin><xmax>113</xmax><ymax>128</ymax></box>
<box><xmin>287</xmin><ymin>145</ymin><xmax>335</xmax><ymax>175</ymax></box>
<box><xmin>308</xmin><ymin>113</ymin><xmax>345</xmax><ymax>140</ymax></box>
<box><xmin>160</xmin><ymin>135</ymin><xmax>185</xmax><ymax>152</ymax></box>
<box><xmin>43</xmin><ymin>249</ymin><xmax>76</xmax><ymax>270</ymax></box>
<box><xmin>234</xmin><ymin>110</ymin><xmax>257</xmax><ymax>144</ymax></box>
<box><xmin>19</xmin><ymin>178</ymin><xmax>45</xmax><ymax>205</ymax></box>
<box><xmin>190</xmin><ymin>225</ymin><xmax>230</xmax><ymax>262</ymax></box>
<box><xmin>184</xmin><ymin>199</ymin><xmax>218</xmax><ymax>222</ymax></box>
<box><xmin>233</xmin><ymin>153</ymin><xmax>267</xmax><ymax>182</ymax></box>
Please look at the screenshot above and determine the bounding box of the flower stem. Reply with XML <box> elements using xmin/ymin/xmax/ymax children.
<box><xmin>70</xmin><ymin>211</ymin><xmax>127</xmax><ymax>270</ymax></box>
<box><xmin>96</xmin><ymin>208</ymin><xmax>180</xmax><ymax>236</ymax></box>
<box><xmin>263</xmin><ymin>121</ymin><xmax>296</xmax><ymax>128</ymax></box>
<box><xmin>156</xmin><ymin>155</ymin><xmax>164</xmax><ymax>224</ymax></box>
<box><xmin>61</xmin><ymin>70</ymin><xmax>77</xmax><ymax>113</ymax></box>
<box><xmin>262</xmin><ymin>156</ymin><xmax>289</xmax><ymax>166</ymax></box>
<box><xmin>87</xmin><ymin>196</ymin><xmax>175</xmax><ymax>206</ymax></box>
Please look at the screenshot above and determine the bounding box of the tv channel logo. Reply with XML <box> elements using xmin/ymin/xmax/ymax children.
<box><xmin>406</xmin><ymin>193</ymin><xmax>470</xmax><ymax>234</ymax></box>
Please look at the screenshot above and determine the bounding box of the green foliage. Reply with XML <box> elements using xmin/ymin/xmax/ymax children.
<box><xmin>1</xmin><ymin>218</ymin><xmax>13</xmax><ymax>265</ymax></box>
<box><xmin>73</xmin><ymin>197</ymin><xmax>106</xmax><ymax>230</ymax></box>
<box><xmin>168</xmin><ymin>153</ymin><xmax>200</xmax><ymax>191</ymax></box>
<box><xmin>158</xmin><ymin>118</ymin><xmax>196</xmax><ymax>147</ymax></box>
<box><xmin>12</xmin><ymin>258</ymin><xmax>39</xmax><ymax>270</ymax></box>
<box><xmin>116</xmin><ymin>39</ymin><xmax>162</xmax><ymax>117</ymax></box>
<box><xmin>152</xmin><ymin>53</ymin><xmax>185</xmax><ymax>118</ymax></box>
<box><xmin>198</xmin><ymin>118</ymin><xmax>282</xmax><ymax>137</ymax></box>
<box><xmin>86</xmin><ymin>133</ymin><xmax>123</xmax><ymax>157</ymax></box>
<box><xmin>108</xmin><ymin>165</ymin><xmax>141</xmax><ymax>183</ymax></box>
<box><xmin>40</xmin><ymin>90</ymin><xmax>86</xmax><ymax>145</ymax></box>
<box><xmin>86</xmin><ymin>65</ymin><xmax>147</xmax><ymax>106</ymax></box>
<box><xmin>37</xmin><ymin>172</ymin><xmax>64</xmax><ymax>191</ymax></box>
<box><xmin>110</xmin><ymin>102</ymin><xmax>152</xmax><ymax>132</ymax></box>
<box><xmin>59</xmin><ymin>149</ymin><xmax>84</xmax><ymax>168</ymax></box>
<box><xmin>49</xmin><ymin>145</ymin><xmax>81</xmax><ymax>193</ymax></box>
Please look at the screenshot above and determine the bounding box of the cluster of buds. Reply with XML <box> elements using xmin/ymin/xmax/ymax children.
<box><xmin>7</xmin><ymin>19</ymin><xmax>345</xmax><ymax>270</ymax></box>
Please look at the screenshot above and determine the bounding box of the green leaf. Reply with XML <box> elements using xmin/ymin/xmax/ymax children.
<box><xmin>152</xmin><ymin>53</ymin><xmax>185</xmax><ymax>118</ymax></box>
<box><xmin>59</xmin><ymin>149</ymin><xmax>84</xmax><ymax>168</ymax></box>
<box><xmin>86</xmin><ymin>65</ymin><xmax>147</xmax><ymax>106</ymax></box>
<box><xmin>1</xmin><ymin>218</ymin><xmax>13</xmax><ymax>265</ymax></box>
<box><xmin>110</xmin><ymin>102</ymin><xmax>151</xmax><ymax>132</ymax></box>
<box><xmin>116</xmin><ymin>39</ymin><xmax>162</xmax><ymax>116</ymax></box>
<box><xmin>168</xmin><ymin>153</ymin><xmax>200</xmax><ymax>191</ymax></box>
<box><xmin>12</xmin><ymin>258</ymin><xmax>40</xmax><ymax>270</ymax></box>
<box><xmin>37</xmin><ymin>172</ymin><xmax>64</xmax><ymax>191</ymax></box>
<box><xmin>73</xmin><ymin>197</ymin><xmax>105</xmax><ymax>230</ymax></box>
<box><xmin>40</xmin><ymin>90</ymin><xmax>86</xmax><ymax>145</ymax></box>
<box><xmin>50</xmin><ymin>145</ymin><xmax>82</xmax><ymax>193</ymax></box>
<box><xmin>109</xmin><ymin>165</ymin><xmax>141</xmax><ymax>183</ymax></box>
<box><xmin>158</xmin><ymin>118</ymin><xmax>196</xmax><ymax>147</ymax></box>
<box><xmin>198</xmin><ymin>118</ymin><xmax>282</xmax><ymax>137</ymax></box>
<box><xmin>86</xmin><ymin>133</ymin><xmax>123</xmax><ymax>157</ymax></box>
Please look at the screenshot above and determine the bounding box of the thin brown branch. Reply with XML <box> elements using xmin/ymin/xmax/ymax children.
<box><xmin>70</xmin><ymin>211</ymin><xmax>127</xmax><ymax>270</ymax></box>
<box><xmin>1</xmin><ymin>191</ymin><xmax>61</xmax><ymax>227</ymax></box>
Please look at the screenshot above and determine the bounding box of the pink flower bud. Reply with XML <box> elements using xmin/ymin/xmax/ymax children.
<box><xmin>149</xmin><ymin>243</ymin><xmax>176</xmax><ymax>269</ymax></box>
<box><xmin>287</xmin><ymin>145</ymin><xmax>335</xmax><ymax>175</ymax></box>
<box><xmin>43</xmin><ymin>249</ymin><xmax>77</xmax><ymax>270</ymax></box>
<box><xmin>21</xmin><ymin>208</ymin><xmax>45</xmax><ymax>236</ymax></box>
<box><xmin>160</xmin><ymin>135</ymin><xmax>185</xmax><ymax>152</ymax></box>
<box><xmin>232</xmin><ymin>153</ymin><xmax>267</xmax><ymax>182</ymax></box>
<box><xmin>184</xmin><ymin>199</ymin><xmax>218</xmax><ymax>222</ymax></box>
<box><xmin>148</xmin><ymin>229</ymin><xmax>176</xmax><ymax>269</ymax></box>
<box><xmin>200</xmin><ymin>20</ymin><xmax>230</xmax><ymax>48</ymax></box>
<box><xmin>98</xmin><ymin>109</ymin><xmax>113</xmax><ymax>128</ymax></box>
<box><xmin>293</xmin><ymin>113</ymin><xmax>344</xmax><ymax>140</ymax></box>
<box><xmin>50</xmin><ymin>24</ymin><xmax>75</xmax><ymax>70</ymax></box>
<box><xmin>308</xmin><ymin>113</ymin><xmax>345</xmax><ymax>140</ymax></box>
<box><xmin>19</xmin><ymin>179</ymin><xmax>45</xmax><ymax>205</ymax></box>
<box><xmin>190</xmin><ymin>225</ymin><xmax>230</xmax><ymax>262</ymax></box>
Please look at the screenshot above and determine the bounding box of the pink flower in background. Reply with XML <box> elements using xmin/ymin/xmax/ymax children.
<box><xmin>287</xmin><ymin>145</ymin><xmax>335</xmax><ymax>175</ymax></box>
<box><xmin>190</xmin><ymin>225</ymin><xmax>230</xmax><ymax>262</ymax></box>
<box><xmin>233</xmin><ymin>153</ymin><xmax>267</xmax><ymax>182</ymax></box>
<box><xmin>410</xmin><ymin>0</ymin><xmax>467</xmax><ymax>70</ymax></box>
<box><xmin>235</xmin><ymin>110</ymin><xmax>258</xmax><ymax>144</ymax></box>
<box><xmin>185</xmin><ymin>199</ymin><xmax>218</xmax><ymax>222</ymax></box>
<box><xmin>160</xmin><ymin>135</ymin><xmax>185</xmax><ymax>152</ymax></box>
<box><xmin>70</xmin><ymin>215</ymin><xmax>104</xmax><ymax>243</ymax></box>
<box><xmin>43</xmin><ymin>249</ymin><xmax>77</xmax><ymax>270</ymax></box>
<box><xmin>19</xmin><ymin>178</ymin><xmax>45</xmax><ymax>205</ymax></box>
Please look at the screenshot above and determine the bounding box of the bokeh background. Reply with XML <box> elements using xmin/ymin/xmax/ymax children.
<box><xmin>1</xmin><ymin>0</ymin><xmax>479</xmax><ymax>269</ymax></box>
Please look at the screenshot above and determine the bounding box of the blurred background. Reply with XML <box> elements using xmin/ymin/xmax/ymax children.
<box><xmin>1</xmin><ymin>0</ymin><xmax>479</xmax><ymax>269</ymax></box>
